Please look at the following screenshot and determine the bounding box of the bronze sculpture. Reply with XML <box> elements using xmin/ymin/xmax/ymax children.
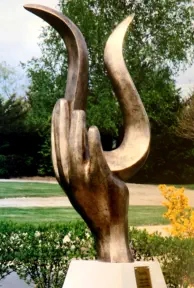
<box><xmin>24</xmin><ymin>4</ymin><xmax>150</xmax><ymax>263</ymax></box>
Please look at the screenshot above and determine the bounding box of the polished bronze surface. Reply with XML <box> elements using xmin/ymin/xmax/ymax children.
<box><xmin>25</xmin><ymin>4</ymin><xmax>150</xmax><ymax>263</ymax></box>
<box><xmin>24</xmin><ymin>4</ymin><xmax>88</xmax><ymax>111</ymax></box>
<box><xmin>104</xmin><ymin>16</ymin><xmax>150</xmax><ymax>181</ymax></box>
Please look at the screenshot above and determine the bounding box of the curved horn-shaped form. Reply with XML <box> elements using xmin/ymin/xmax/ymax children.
<box><xmin>24</xmin><ymin>5</ymin><xmax>150</xmax><ymax>182</ymax></box>
<box><xmin>24</xmin><ymin>4</ymin><xmax>88</xmax><ymax>110</ymax></box>
<box><xmin>104</xmin><ymin>15</ymin><xmax>150</xmax><ymax>181</ymax></box>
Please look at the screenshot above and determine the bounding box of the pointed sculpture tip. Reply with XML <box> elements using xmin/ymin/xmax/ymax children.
<box><xmin>127</xmin><ymin>13</ymin><xmax>135</xmax><ymax>25</ymax></box>
<box><xmin>23</xmin><ymin>4</ymin><xmax>34</xmax><ymax>11</ymax></box>
<box><xmin>23</xmin><ymin>3</ymin><xmax>42</xmax><ymax>12</ymax></box>
<box><xmin>119</xmin><ymin>14</ymin><xmax>134</xmax><ymax>31</ymax></box>
<box><xmin>130</xmin><ymin>13</ymin><xmax>135</xmax><ymax>19</ymax></box>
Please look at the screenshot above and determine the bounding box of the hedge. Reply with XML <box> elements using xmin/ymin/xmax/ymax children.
<box><xmin>0</xmin><ymin>221</ymin><xmax>193</xmax><ymax>287</ymax></box>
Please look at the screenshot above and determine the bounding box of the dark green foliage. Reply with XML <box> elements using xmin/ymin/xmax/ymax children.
<box><xmin>176</xmin><ymin>91</ymin><xmax>194</xmax><ymax>141</ymax></box>
<box><xmin>0</xmin><ymin>94</ymin><xmax>27</xmax><ymax>133</ymax></box>
<box><xmin>0</xmin><ymin>222</ymin><xmax>194</xmax><ymax>287</ymax></box>
<box><xmin>0</xmin><ymin>62</ymin><xmax>53</xmax><ymax>178</ymax></box>
<box><xmin>0</xmin><ymin>154</ymin><xmax>36</xmax><ymax>178</ymax></box>
<box><xmin>131</xmin><ymin>133</ymin><xmax>194</xmax><ymax>184</ymax></box>
<box><xmin>0</xmin><ymin>155</ymin><xmax>8</xmax><ymax>178</ymax></box>
<box><xmin>0</xmin><ymin>93</ymin><xmax>51</xmax><ymax>178</ymax></box>
<box><xmin>37</xmin><ymin>126</ymin><xmax>54</xmax><ymax>176</ymax></box>
<box><xmin>0</xmin><ymin>95</ymin><xmax>39</xmax><ymax>178</ymax></box>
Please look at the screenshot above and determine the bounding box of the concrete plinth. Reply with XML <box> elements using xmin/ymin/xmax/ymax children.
<box><xmin>63</xmin><ymin>260</ymin><xmax>167</xmax><ymax>288</ymax></box>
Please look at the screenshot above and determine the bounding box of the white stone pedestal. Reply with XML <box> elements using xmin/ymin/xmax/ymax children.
<box><xmin>63</xmin><ymin>260</ymin><xmax>167</xmax><ymax>288</ymax></box>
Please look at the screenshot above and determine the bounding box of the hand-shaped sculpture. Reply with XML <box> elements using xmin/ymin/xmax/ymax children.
<box><xmin>24</xmin><ymin>5</ymin><xmax>150</xmax><ymax>263</ymax></box>
<box><xmin>52</xmin><ymin>100</ymin><xmax>131</xmax><ymax>262</ymax></box>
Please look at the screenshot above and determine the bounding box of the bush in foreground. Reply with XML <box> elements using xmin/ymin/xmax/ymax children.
<box><xmin>0</xmin><ymin>221</ymin><xmax>194</xmax><ymax>287</ymax></box>
<box><xmin>160</xmin><ymin>184</ymin><xmax>194</xmax><ymax>238</ymax></box>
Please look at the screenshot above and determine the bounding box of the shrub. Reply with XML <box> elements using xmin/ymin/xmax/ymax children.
<box><xmin>0</xmin><ymin>222</ymin><xmax>95</xmax><ymax>288</ymax></box>
<box><xmin>130</xmin><ymin>228</ymin><xmax>194</xmax><ymax>287</ymax></box>
<box><xmin>0</xmin><ymin>154</ymin><xmax>37</xmax><ymax>178</ymax></box>
<box><xmin>0</xmin><ymin>155</ymin><xmax>9</xmax><ymax>178</ymax></box>
<box><xmin>0</xmin><ymin>221</ymin><xmax>194</xmax><ymax>287</ymax></box>
<box><xmin>0</xmin><ymin>222</ymin><xmax>16</xmax><ymax>280</ymax></box>
<box><xmin>15</xmin><ymin>223</ymin><xmax>95</xmax><ymax>287</ymax></box>
<box><xmin>159</xmin><ymin>184</ymin><xmax>194</xmax><ymax>238</ymax></box>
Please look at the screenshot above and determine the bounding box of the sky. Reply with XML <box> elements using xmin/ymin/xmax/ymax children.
<box><xmin>0</xmin><ymin>0</ymin><xmax>193</xmax><ymax>97</ymax></box>
<box><xmin>0</xmin><ymin>0</ymin><xmax>58</xmax><ymax>67</ymax></box>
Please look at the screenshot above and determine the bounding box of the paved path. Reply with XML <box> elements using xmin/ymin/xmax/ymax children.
<box><xmin>137</xmin><ymin>225</ymin><xmax>170</xmax><ymax>236</ymax></box>
<box><xmin>0</xmin><ymin>182</ymin><xmax>193</xmax><ymax>207</ymax></box>
<box><xmin>0</xmin><ymin>196</ymin><xmax>71</xmax><ymax>207</ymax></box>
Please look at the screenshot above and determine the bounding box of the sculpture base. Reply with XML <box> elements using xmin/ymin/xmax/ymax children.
<box><xmin>63</xmin><ymin>260</ymin><xmax>167</xmax><ymax>288</ymax></box>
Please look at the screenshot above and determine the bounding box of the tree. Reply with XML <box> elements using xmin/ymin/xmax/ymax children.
<box><xmin>24</xmin><ymin>0</ymin><xmax>194</xmax><ymax>179</ymax></box>
<box><xmin>176</xmin><ymin>91</ymin><xmax>194</xmax><ymax>141</ymax></box>
<box><xmin>0</xmin><ymin>94</ymin><xmax>28</xmax><ymax>134</ymax></box>
<box><xmin>0</xmin><ymin>63</ymin><xmax>42</xmax><ymax>178</ymax></box>
<box><xmin>25</xmin><ymin>0</ymin><xmax>194</xmax><ymax>132</ymax></box>
<box><xmin>0</xmin><ymin>62</ymin><xmax>26</xmax><ymax>99</ymax></box>
<box><xmin>0</xmin><ymin>94</ymin><xmax>42</xmax><ymax>178</ymax></box>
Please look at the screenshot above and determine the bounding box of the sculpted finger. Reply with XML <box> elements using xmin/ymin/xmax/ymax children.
<box><xmin>52</xmin><ymin>99</ymin><xmax>70</xmax><ymax>187</ymax></box>
<box><xmin>51</xmin><ymin>109</ymin><xmax>60</xmax><ymax>182</ymax></box>
<box><xmin>69</xmin><ymin>110</ymin><xmax>87</xmax><ymax>179</ymax></box>
<box><xmin>88</xmin><ymin>126</ymin><xmax>110</xmax><ymax>176</ymax></box>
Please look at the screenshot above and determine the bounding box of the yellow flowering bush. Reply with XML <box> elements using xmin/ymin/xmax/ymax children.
<box><xmin>159</xmin><ymin>184</ymin><xmax>194</xmax><ymax>238</ymax></box>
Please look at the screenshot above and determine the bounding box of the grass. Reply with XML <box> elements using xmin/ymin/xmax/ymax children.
<box><xmin>0</xmin><ymin>182</ymin><xmax>193</xmax><ymax>199</ymax></box>
<box><xmin>0</xmin><ymin>182</ymin><xmax>64</xmax><ymax>198</ymax></box>
<box><xmin>128</xmin><ymin>206</ymin><xmax>168</xmax><ymax>226</ymax></box>
<box><xmin>175</xmin><ymin>184</ymin><xmax>194</xmax><ymax>190</ymax></box>
<box><xmin>154</xmin><ymin>184</ymin><xmax>194</xmax><ymax>190</ymax></box>
<box><xmin>0</xmin><ymin>206</ymin><xmax>169</xmax><ymax>226</ymax></box>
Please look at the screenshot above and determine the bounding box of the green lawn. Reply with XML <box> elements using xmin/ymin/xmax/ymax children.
<box><xmin>0</xmin><ymin>182</ymin><xmax>193</xmax><ymax>199</ymax></box>
<box><xmin>0</xmin><ymin>206</ymin><xmax>168</xmax><ymax>226</ymax></box>
<box><xmin>0</xmin><ymin>182</ymin><xmax>64</xmax><ymax>198</ymax></box>
<box><xmin>175</xmin><ymin>184</ymin><xmax>194</xmax><ymax>190</ymax></box>
<box><xmin>128</xmin><ymin>206</ymin><xmax>168</xmax><ymax>226</ymax></box>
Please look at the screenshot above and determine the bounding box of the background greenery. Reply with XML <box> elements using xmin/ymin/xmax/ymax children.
<box><xmin>0</xmin><ymin>0</ymin><xmax>194</xmax><ymax>183</ymax></box>
<box><xmin>0</xmin><ymin>221</ymin><xmax>193</xmax><ymax>287</ymax></box>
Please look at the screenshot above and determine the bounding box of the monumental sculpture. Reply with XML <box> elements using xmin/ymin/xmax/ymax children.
<box><xmin>24</xmin><ymin>4</ymin><xmax>167</xmax><ymax>288</ymax></box>
<box><xmin>24</xmin><ymin>3</ymin><xmax>150</xmax><ymax>262</ymax></box>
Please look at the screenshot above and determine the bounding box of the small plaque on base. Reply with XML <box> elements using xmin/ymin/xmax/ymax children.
<box><xmin>135</xmin><ymin>266</ymin><xmax>152</xmax><ymax>288</ymax></box>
